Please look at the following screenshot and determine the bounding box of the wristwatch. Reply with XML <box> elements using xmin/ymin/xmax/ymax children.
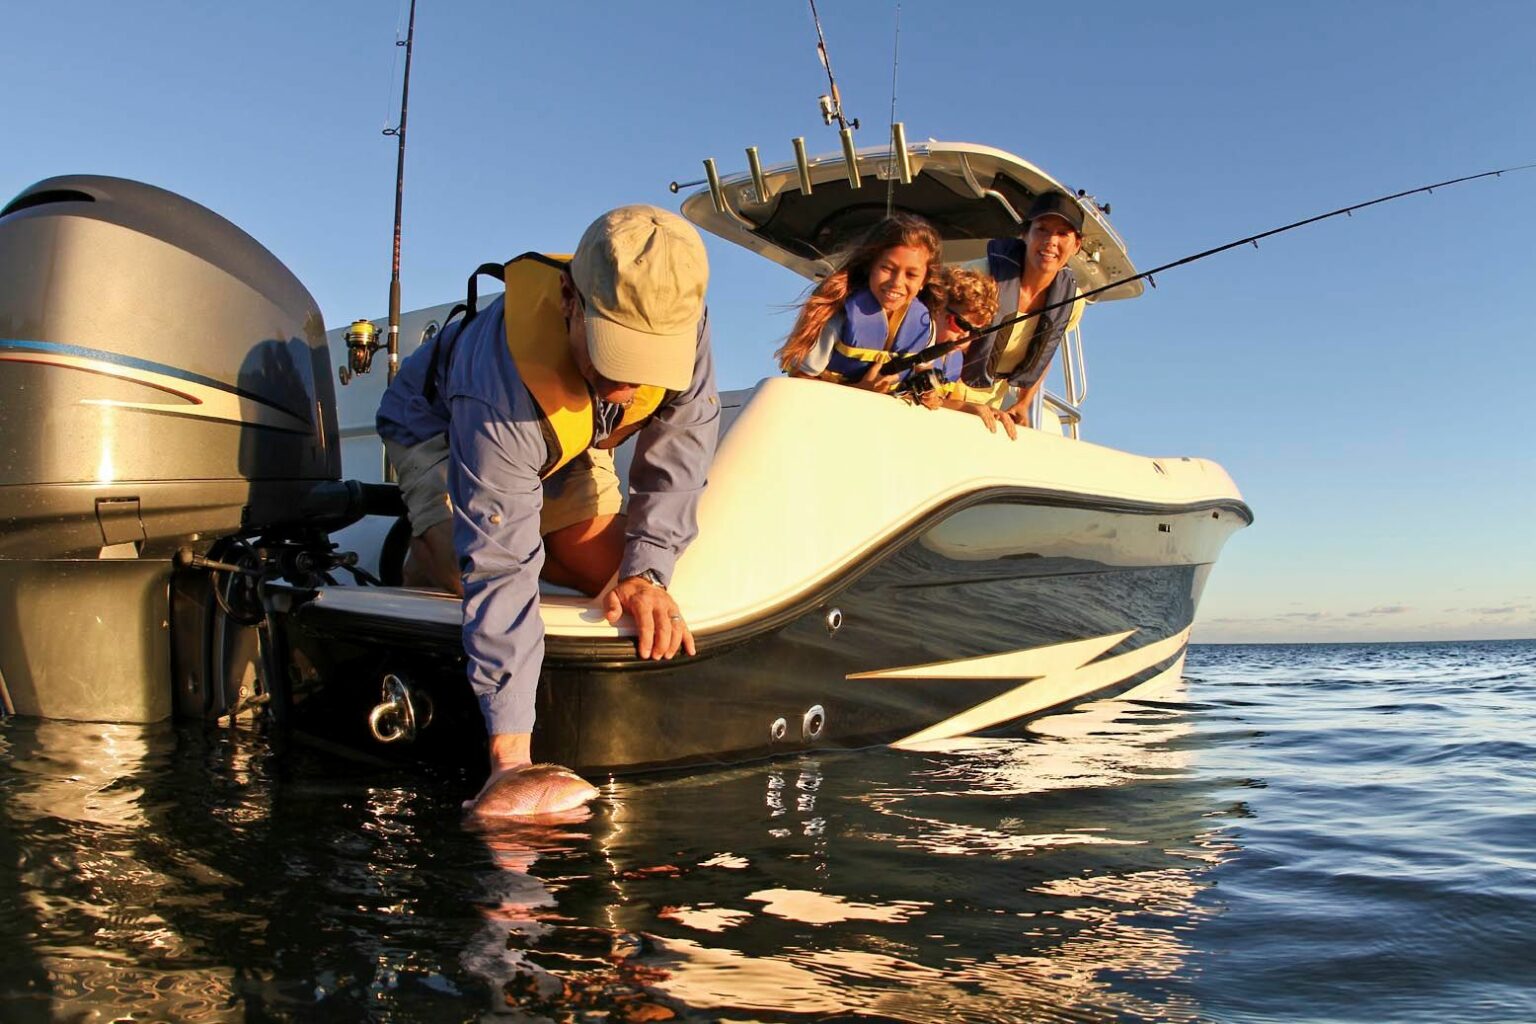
<box><xmin>634</xmin><ymin>568</ymin><xmax>667</xmax><ymax>590</ymax></box>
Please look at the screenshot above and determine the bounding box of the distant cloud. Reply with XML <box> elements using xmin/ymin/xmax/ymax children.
<box><xmin>1435</xmin><ymin>602</ymin><xmax>1531</xmax><ymax>616</ymax></box>
<box><xmin>1207</xmin><ymin>605</ymin><xmax>1414</xmax><ymax>626</ymax></box>
<box><xmin>1345</xmin><ymin>605</ymin><xmax>1410</xmax><ymax>618</ymax></box>
<box><xmin>1195</xmin><ymin>601</ymin><xmax>1536</xmax><ymax>643</ymax></box>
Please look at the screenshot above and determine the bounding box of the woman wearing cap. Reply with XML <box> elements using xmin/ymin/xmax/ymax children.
<box><xmin>959</xmin><ymin>191</ymin><xmax>1087</xmax><ymax>436</ymax></box>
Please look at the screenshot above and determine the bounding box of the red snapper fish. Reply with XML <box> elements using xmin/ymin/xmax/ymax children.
<box><xmin>465</xmin><ymin>763</ymin><xmax>599</xmax><ymax>821</ymax></box>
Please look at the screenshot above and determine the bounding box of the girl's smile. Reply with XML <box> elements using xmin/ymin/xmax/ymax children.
<box><xmin>868</xmin><ymin>244</ymin><xmax>929</xmax><ymax>313</ymax></box>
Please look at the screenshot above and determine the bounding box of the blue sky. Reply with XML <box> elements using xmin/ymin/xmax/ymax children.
<box><xmin>4</xmin><ymin>1</ymin><xmax>1532</xmax><ymax>642</ymax></box>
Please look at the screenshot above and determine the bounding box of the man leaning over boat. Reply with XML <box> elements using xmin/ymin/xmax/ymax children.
<box><xmin>957</xmin><ymin>191</ymin><xmax>1087</xmax><ymax>434</ymax></box>
<box><xmin>376</xmin><ymin>205</ymin><xmax>719</xmax><ymax>817</ymax></box>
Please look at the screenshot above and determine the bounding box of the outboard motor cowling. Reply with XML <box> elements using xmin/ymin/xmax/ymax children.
<box><xmin>0</xmin><ymin>175</ymin><xmax>341</xmax><ymax>721</ymax></box>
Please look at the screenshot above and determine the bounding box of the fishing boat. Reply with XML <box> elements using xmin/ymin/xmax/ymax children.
<box><xmin>0</xmin><ymin>142</ymin><xmax>1251</xmax><ymax>773</ymax></box>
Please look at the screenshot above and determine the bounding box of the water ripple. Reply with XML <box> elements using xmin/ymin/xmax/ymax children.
<box><xmin>0</xmin><ymin>640</ymin><xmax>1531</xmax><ymax>1020</ymax></box>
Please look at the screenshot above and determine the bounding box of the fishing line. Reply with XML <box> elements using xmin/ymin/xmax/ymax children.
<box><xmin>881</xmin><ymin>162</ymin><xmax>1536</xmax><ymax>377</ymax></box>
<box><xmin>381</xmin><ymin>0</ymin><xmax>408</xmax><ymax>132</ymax></box>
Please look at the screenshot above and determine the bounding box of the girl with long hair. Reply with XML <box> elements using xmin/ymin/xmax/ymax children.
<box><xmin>775</xmin><ymin>213</ymin><xmax>945</xmax><ymax>392</ymax></box>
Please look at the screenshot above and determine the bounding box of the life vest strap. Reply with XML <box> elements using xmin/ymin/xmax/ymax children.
<box><xmin>462</xmin><ymin>262</ymin><xmax>507</xmax><ymax>324</ymax></box>
<box><xmin>833</xmin><ymin>341</ymin><xmax>895</xmax><ymax>364</ymax></box>
<box><xmin>421</xmin><ymin>260</ymin><xmax>511</xmax><ymax>404</ymax></box>
<box><xmin>420</xmin><ymin>302</ymin><xmax>473</xmax><ymax>406</ymax></box>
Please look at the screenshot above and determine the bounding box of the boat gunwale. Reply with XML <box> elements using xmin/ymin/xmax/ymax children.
<box><xmin>276</xmin><ymin>483</ymin><xmax>1252</xmax><ymax>664</ymax></box>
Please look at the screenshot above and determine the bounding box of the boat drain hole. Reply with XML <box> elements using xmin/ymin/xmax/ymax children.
<box><xmin>825</xmin><ymin>607</ymin><xmax>843</xmax><ymax>635</ymax></box>
<box><xmin>803</xmin><ymin>704</ymin><xmax>826</xmax><ymax>741</ymax></box>
<box><xmin>770</xmin><ymin>717</ymin><xmax>788</xmax><ymax>742</ymax></box>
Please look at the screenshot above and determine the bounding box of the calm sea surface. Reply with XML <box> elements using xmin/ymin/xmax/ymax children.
<box><xmin>1</xmin><ymin>639</ymin><xmax>1532</xmax><ymax>1022</ymax></box>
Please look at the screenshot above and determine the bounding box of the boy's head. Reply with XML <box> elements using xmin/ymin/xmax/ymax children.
<box><xmin>936</xmin><ymin>266</ymin><xmax>1000</xmax><ymax>342</ymax></box>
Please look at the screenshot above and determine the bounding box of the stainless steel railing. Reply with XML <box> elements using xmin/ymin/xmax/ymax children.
<box><xmin>1031</xmin><ymin>323</ymin><xmax>1086</xmax><ymax>440</ymax></box>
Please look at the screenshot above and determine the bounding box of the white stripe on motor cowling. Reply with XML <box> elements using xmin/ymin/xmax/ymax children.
<box><xmin>0</xmin><ymin>351</ymin><xmax>313</xmax><ymax>433</ymax></box>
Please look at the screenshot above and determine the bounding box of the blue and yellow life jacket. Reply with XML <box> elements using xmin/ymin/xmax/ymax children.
<box><xmin>960</xmin><ymin>239</ymin><xmax>1082</xmax><ymax>393</ymax></box>
<box><xmin>823</xmin><ymin>288</ymin><xmax>935</xmax><ymax>383</ymax></box>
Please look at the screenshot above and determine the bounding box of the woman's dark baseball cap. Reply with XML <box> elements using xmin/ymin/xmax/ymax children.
<box><xmin>1024</xmin><ymin>191</ymin><xmax>1086</xmax><ymax>234</ymax></box>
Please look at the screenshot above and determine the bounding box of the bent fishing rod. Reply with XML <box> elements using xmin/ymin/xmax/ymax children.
<box><xmin>881</xmin><ymin>162</ymin><xmax>1536</xmax><ymax>379</ymax></box>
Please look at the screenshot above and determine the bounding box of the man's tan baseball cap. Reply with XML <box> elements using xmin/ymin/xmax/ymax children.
<box><xmin>570</xmin><ymin>205</ymin><xmax>709</xmax><ymax>393</ymax></box>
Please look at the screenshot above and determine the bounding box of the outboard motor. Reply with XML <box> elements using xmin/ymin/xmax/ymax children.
<box><xmin>0</xmin><ymin>176</ymin><xmax>342</xmax><ymax>722</ymax></box>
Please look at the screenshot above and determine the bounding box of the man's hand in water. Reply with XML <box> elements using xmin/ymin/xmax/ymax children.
<box><xmin>465</xmin><ymin>733</ymin><xmax>598</xmax><ymax>819</ymax></box>
<box><xmin>604</xmin><ymin>575</ymin><xmax>695</xmax><ymax>660</ymax></box>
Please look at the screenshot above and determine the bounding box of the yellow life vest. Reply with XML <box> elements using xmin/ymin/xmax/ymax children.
<box><xmin>500</xmin><ymin>253</ymin><xmax>669</xmax><ymax>479</ymax></box>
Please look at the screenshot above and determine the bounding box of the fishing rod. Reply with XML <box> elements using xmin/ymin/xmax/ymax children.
<box><xmin>808</xmin><ymin>0</ymin><xmax>857</xmax><ymax>133</ymax></box>
<box><xmin>885</xmin><ymin>4</ymin><xmax>901</xmax><ymax>217</ymax></box>
<box><xmin>881</xmin><ymin>162</ymin><xmax>1536</xmax><ymax>379</ymax></box>
<box><xmin>383</xmin><ymin>0</ymin><xmax>417</xmax><ymax>385</ymax></box>
<box><xmin>337</xmin><ymin>0</ymin><xmax>418</xmax><ymax>400</ymax></box>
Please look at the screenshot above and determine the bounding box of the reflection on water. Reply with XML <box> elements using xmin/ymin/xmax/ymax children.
<box><xmin>26</xmin><ymin>643</ymin><xmax>1534</xmax><ymax>1021</ymax></box>
<box><xmin>0</xmin><ymin>674</ymin><xmax>1226</xmax><ymax>1021</ymax></box>
<box><xmin>0</xmin><ymin>676</ymin><xmax>1227</xmax><ymax>1022</ymax></box>
<box><xmin>4</xmin><ymin>643</ymin><xmax>1532</xmax><ymax>1021</ymax></box>
<box><xmin>0</xmin><ymin>722</ymin><xmax>253</xmax><ymax>1021</ymax></box>
<box><xmin>600</xmin><ymin>678</ymin><xmax>1223</xmax><ymax>1023</ymax></box>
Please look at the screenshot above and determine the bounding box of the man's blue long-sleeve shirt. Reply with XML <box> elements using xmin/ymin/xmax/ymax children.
<box><xmin>434</xmin><ymin>296</ymin><xmax>718</xmax><ymax>736</ymax></box>
<box><xmin>376</xmin><ymin>323</ymin><xmax>452</xmax><ymax>448</ymax></box>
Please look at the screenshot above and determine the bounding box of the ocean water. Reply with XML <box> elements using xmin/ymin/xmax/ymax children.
<box><xmin>0</xmin><ymin>639</ymin><xmax>1532</xmax><ymax>1022</ymax></box>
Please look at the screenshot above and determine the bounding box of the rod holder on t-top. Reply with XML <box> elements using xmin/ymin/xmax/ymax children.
<box><xmin>839</xmin><ymin>128</ymin><xmax>861</xmax><ymax>188</ymax></box>
<box><xmin>890</xmin><ymin>122</ymin><xmax>913</xmax><ymax>184</ymax></box>
<box><xmin>793</xmin><ymin>137</ymin><xmax>815</xmax><ymax>195</ymax></box>
<box><xmin>746</xmin><ymin>147</ymin><xmax>770</xmax><ymax>204</ymax></box>
<box><xmin>670</xmin><ymin>2</ymin><xmax>872</xmax><ymax>207</ymax></box>
<box><xmin>703</xmin><ymin>158</ymin><xmax>726</xmax><ymax>214</ymax></box>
